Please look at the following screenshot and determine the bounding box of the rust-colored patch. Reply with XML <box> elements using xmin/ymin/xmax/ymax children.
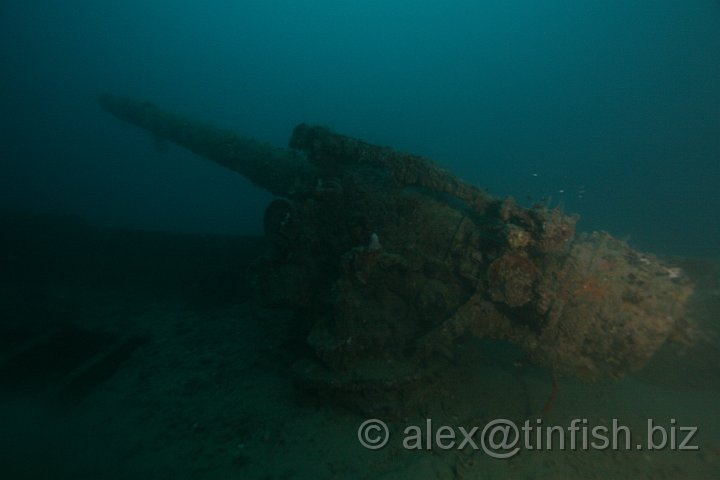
<box><xmin>573</xmin><ymin>278</ymin><xmax>606</xmax><ymax>301</ymax></box>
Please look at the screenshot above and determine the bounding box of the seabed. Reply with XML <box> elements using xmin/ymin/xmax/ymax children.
<box><xmin>0</xmin><ymin>211</ymin><xmax>718</xmax><ymax>479</ymax></box>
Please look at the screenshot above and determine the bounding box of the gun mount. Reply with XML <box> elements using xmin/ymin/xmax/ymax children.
<box><xmin>100</xmin><ymin>94</ymin><xmax>693</xmax><ymax>412</ymax></box>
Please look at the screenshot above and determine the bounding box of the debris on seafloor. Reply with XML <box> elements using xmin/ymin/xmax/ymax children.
<box><xmin>99</xmin><ymin>94</ymin><xmax>695</xmax><ymax>413</ymax></box>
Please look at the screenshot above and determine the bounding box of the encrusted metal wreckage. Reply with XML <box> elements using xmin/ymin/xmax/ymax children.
<box><xmin>100</xmin><ymin>94</ymin><xmax>694</xmax><ymax>411</ymax></box>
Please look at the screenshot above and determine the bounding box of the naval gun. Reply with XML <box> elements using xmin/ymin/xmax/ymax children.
<box><xmin>99</xmin><ymin>94</ymin><xmax>693</xmax><ymax>410</ymax></box>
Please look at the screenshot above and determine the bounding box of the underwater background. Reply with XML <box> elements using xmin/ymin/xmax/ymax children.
<box><xmin>1</xmin><ymin>0</ymin><xmax>718</xmax><ymax>254</ymax></box>
<box><xmin>1</xmin><ymin>1</ymin><xmax>719</xmax><ymax>479</ymax></box>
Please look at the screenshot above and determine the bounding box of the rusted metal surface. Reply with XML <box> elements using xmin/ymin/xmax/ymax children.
<box><xmin>100</xmin><ymin>95</ymin><xmax>694</xmax><ymax>411</ymax></box>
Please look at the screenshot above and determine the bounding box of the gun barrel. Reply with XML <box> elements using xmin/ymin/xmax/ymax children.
<box><xmin>98</xmin><ymin>94</ymin><xmax>318</xmax><ymax>196</ymax></box>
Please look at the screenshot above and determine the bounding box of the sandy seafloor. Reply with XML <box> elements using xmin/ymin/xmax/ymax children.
<box><xmin>0</xmin><ymin>211</ymin><xmax>718</xmax><ymax>479</ymax></box>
